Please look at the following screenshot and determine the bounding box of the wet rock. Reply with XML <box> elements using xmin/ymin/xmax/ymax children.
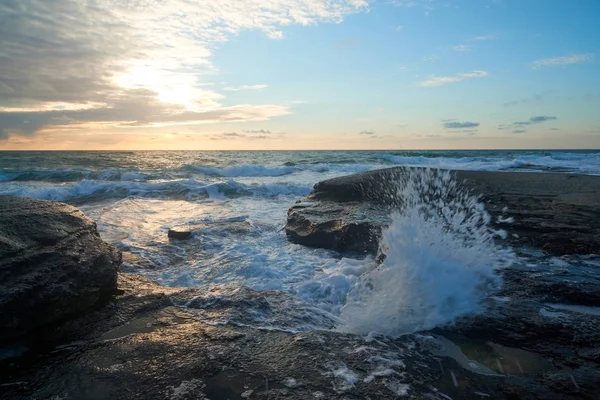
<box><xmin>4</xmin><ymin>273</ymin><xmax>596</xmax><ymax>400</ymax></box>
<box><xmin>286</xmin><ymin>168</ymin><xmax>600</xmax><ymax>256</ymax></box>
<box><xmin>0</xmin><ymin>195</ymin><xmax>121</xmax><ymax>343</ymax></box>
<box><xmin>168</xmin><ymin>221</ymin><xmax>252</xmax><ymax>239</ymax></box>
<box><xmin>286</xmin><ymin>201</ymin><xmax>388</xmax><ymax>254</ymax></box>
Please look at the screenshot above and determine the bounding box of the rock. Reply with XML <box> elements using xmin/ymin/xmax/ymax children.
<box><xmin>286</xmin><ymin>201</ymin><xmax>388</xmax><ymax>254</ymax></box>
<box><xmin>5</xmin><ymin>273</ymin><xmax>600</xmax><ymax>400</ymax></box>
<box><xmin>286</xmin><ymin>168</ymin><xmax>600</xmax><ymax>256</ymax></box>
<box><xmin>168</xmin><ymin>220</ymin><xmax>252</xmax><ymax>239</ymax></box>
<box><xmin>3</xmin><ymin>272</ymin><xmax>600</xmax><ymax>400</ymax></box>
<box><xmin>0</xmin><ymin>195</ymin><xmax>121</xmax><ymax>343</ymax></box>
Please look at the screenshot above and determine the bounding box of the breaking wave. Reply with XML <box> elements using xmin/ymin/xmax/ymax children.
<box><xmin>0</xmin><ymin>179</ymin><xmax>312</xmax><ymax>204</ymax></box>
<box><xmin>338</xmin><ymin>168</ymin><xmax>514</xmax><ymax>336</ymax></box>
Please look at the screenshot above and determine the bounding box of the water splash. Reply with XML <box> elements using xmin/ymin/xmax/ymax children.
<box><xmin>338</xmin><ymin>168</ymin><xmax>514</xmax><ymax>336</ymax></box>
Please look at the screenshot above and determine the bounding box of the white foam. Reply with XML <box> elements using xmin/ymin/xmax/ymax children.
<box><xmin>330</xmin><ymin>363</ymin><xmax>360</xmax><ymax>390</ymax></box>
<box><xmin>338</xmin><ymin>168</ymin><xmax>513</xmax><ymax>336</ymax></box>
<box><xmin>193</xmin><ymin>164</ymin><xmax>296</xmax><ymax>177</ymax></box>
<box><xmin>377</xmin><ymin>153</ymin><xmax>600</xmax><ymax>175</ymax></box>
<box><xmin>0</xmin><ymin>179</ymin><xmax>312</xmax><ymax>203</ymax></box>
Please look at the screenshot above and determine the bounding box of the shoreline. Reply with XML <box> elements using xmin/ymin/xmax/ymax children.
<box><xmin>2</xmin><ymin>167</ymin><xmax>600</xmax><ymax>399</ymax></box>
<box><xmin>287</xmin><ymin>167</ymin><xmax>600</xmax><ymax>256</ymax></box>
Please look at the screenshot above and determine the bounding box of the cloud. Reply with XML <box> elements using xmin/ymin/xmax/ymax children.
<box><xmin>359</xmin><ymin>130</ymin><xmax>375</xmax><ymax>135</ymax></box>
<box><xmin>423</xmin><ymin>55</ymin><xmax>439</xmax><ymax>62</ymax></box>
<box><xmin>451</xmin><ymin>45</ymin><xmax>472</xmax><ymax>52</ymax></box>
<box><xmin>512</xmin><ymin>115</ymin><xmax>558</xmax><ymax>125</ymax></box>
<box><xmin>0</xmin><ymin>88</ymin><xmax>292</xmax><ymax>136</ymax></box>
<box><xmin>532</xmin><ymin>54</ymin><xmax>594</xmax><ymax>69</ymax></box>
<box><xmin>0</xmin><ymin>0</ymin><xmax>368</xmax><ymax>138</ymax></box>
<box><xmin>223</xmin><ymin>85</ymin><xmax>269</xmax><ymax>91</ymax></box>
<box><xmin>392</xmin><ymin>1</ymin><xmax>418</xmax><ymax>7</ymax></box>
<box><xmin>209</xmin><ymin>131</ymin><xmax>275</xmax><ymax>141</ymax></box>
<box><xmin>443</xmin><ymin>121</ymin><xmax>480</xmax><ymax>129</ymax></box>
<box><xmin>419</xmin><ymin>71</ymin><xmax>488</xmax><ymax>87</ymax></box>
<box><xmin>512</xmin><ymin>129</ymin><xmax>527</xmax><ymax>134</ymax></box>
<box><xmin>503</xmin><ymin>94</ymin><xmax>544</xmax><ymax>107</ymax></box>
<box><xmin>529</xmin><ymin>115</ymin><xmax>557</xmax><ymax>123</ymax></box>
<box><xmin>471</xmin><ymin>35</ymin><xmax>498</xmax><ymax>41</ymax></box>
<box><xmin>243</xmin><ymin>129</ymin><xmax>272</xmax><ymax>134</ymax></box>
<box><xmin>395</xmin><ymin>25</ymin><xmax>404</xmax><ymax>31</ymax></box>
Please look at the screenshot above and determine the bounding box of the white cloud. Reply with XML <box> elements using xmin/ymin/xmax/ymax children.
<box><xmin>395</xmin><ymin>25</ymin><xmax>404</xmax><ymax>31</ymax></box>
<box><xmin>532</xmin><ymin>54</ymin><xmax>594</xmax><ymax>69</ymax></box>
<box><xmin>0</xmin><ymin>0</ymin><xmax>369</xmax><ymax>137</ymax></box>
<box><xmin>452</xmin><ymin>45</ymin><xmax>472</xmax><ymax>52</ymax></box>
<box><xmin>223</xmin><ymin>84</ymin><xmax>269</xmax><ymax>91</ymax></box>
<box><xmin>419</xmin><ymin>70</ymin><xmax>488</xmax><ymax>87</ymax></box>
<box><xmin>471</xmin><ymin>35</ymin><xmax>498</xmax><ymax>41</ymax></box>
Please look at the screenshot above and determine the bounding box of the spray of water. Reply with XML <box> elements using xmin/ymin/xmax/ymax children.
<box><xmin>338</xmin><ymin>168</ymin><xmax>514</xmax><ymax>336</ymax></box>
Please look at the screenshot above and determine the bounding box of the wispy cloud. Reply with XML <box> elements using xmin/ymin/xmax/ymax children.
<box><xmin>443</xmin><ymin>121</ymin><xmax>480</xmax><ymax>129</ymax></box>
<box><xmin>529</xmin><ymin>115</ymin><xmax>557</xmax><ymax>123</ymax></box>
<box><xmin>0</xmin><ymin>0</ymin><xmax>369</xmax><ymax>139</ymax></box>
<box><xmin>532</xmin><ymin>54</ymin><xmax>594</xmax><ymax>69</ymax></box>
<box><xmin>210</xmin><ymin>131</ymin><xmax>273</xmax><ymax>141</ymax></box>
<box><xmin>423</xmin><ymin>55</ymin><xmax>440</xmax><ymax>62</ymax></box>
<box><xmin>503</xmin><ymin>94</ymin><xmax>544</xmax><ymax>107</ymax></box>
<box><xmin>359</xmin><ymin>130</ymin><xmax>375</xmax><ymax>135</ymax></box>
<box><xmin>223</xmin><ymin>84</ymin><xmax>269</xmax><ymax>91</ymax></box>
<box><xmin>506</xmin><ymin>115</ymin><xmax>558</xmax><ymax>133</ymax></box>
<box><xmin>513</xmin><ymin>115</ymin><xmax>557</xmax><ymax>125</ymax></box>
<box><xmin>243</xmin><ymin>129</ymin><xmax>272</xmax><ymax>134</ymax></box>
<box><xmin>471</xmin><ymin>35</ymin><xmax>498</xmax><ymax>41</ymax></box>
<box><xmin>395</xmin><ymin>25</ymin><xmax>404</xmax><ymax>31</ymax></box>
<box><xmin>451</xmin><ymin>45</ymin><xmax>472</xmax><ymax>52</ymax></box>
<box><xmin>419</xmin><ymin>71</ymin><xmax>488</xmax><ymax>87</ymax></box>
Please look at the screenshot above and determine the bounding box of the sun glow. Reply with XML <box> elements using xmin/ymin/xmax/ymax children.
<box><xmin>113</xmin><ymin>63</ymin><xmax>221</xmax><ymax>111</ymax></box>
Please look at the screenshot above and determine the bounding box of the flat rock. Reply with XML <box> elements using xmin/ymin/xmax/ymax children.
<box><xmin>4</xmin><ymin>272</ymin><xmax>600</xmax><ymax>400</ymax></box>
<box><xmin>286</xmin><ymin>168</ymin><xmax>600</xmax><ymax>255</ymax></box>
<box><xmin>0</xmin><ymin>195</ymin><xmax>121</xmax><ymax>343</ymax></box>
<box><xmin>168</xmin><ymin>220</ymin><xmax>252</xmax><ymax>239</ymax></box>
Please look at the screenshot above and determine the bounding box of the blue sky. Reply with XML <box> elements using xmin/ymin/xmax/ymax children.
<box><xmin>0</xmin><ymin>0</ymin><xmax>598</xmax><ymax>149</ymax></box>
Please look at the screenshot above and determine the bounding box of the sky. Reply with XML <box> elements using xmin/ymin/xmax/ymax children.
<box><xmin>0</xmin><ymin>0</ymin><xmax>599</xmax><ymax>150</ymax></box>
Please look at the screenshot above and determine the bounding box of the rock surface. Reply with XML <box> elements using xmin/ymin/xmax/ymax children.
<box><xmin>168</xmin><ymin>220</ymin><xmax>252</xmax><ymax>239</ymax></box>
<box><xmin>0</xmin><ymin>195</ymin><xmax>121</xmax><ymax>343</ymax></box>
<box><xmin>3</xmin><ymin>273</ymin><xmax>600</xmax><ymax>400</ymax></box>
<box><xmin>286</xmin><ymin>168</ymin><xmax>600</xmax><ymax>255</ymax></box>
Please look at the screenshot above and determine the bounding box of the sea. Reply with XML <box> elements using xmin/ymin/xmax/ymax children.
<box><xmin>1</xmin><ymin>150</ymin><xmax>599</xmax><ymax>335</ymax></box>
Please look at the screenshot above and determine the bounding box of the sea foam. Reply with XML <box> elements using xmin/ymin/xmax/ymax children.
<box><xmin>338</xmin><ymin>168</ymin><xmax>514</xmax><ymax>336</ymax></box>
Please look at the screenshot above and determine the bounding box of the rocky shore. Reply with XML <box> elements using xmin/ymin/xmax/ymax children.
<box><xmin>286</xmin><ymin>167</ymin><xmax>600</xmax><ymax>256</ymax></box>
<box><xmin>2</xmin><ymin>168</ymin><xmax>600</xmax><ymax>399</ymax></box>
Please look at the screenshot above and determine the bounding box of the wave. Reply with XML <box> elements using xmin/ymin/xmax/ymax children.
<box><xmin>376</xmin><ymin>153</ymin><xmax>600</xmax><ymax>174</ymax></box>
<box><xmin>187</xmin><ymin>164</ymin><xmax>297</xmax><ymax>177</ymax></box>
<box><xmin>338</xmin><ymin>168</ymin><xmax>514</xmax><ymax>336</ymax></box>
<box><xmin>2</xmin><ymin>151</ymin><xmax>599</xmax><ymax>186</ymax></box>
<box><xmin>0</xmin><ymin>179</ymin><xmax>313</xmax><ymax>204</ymax></box>
<box><xmin>0</xmin><ymin>163</ymin><xmax>376</xmax><ymax>184</ymax></box>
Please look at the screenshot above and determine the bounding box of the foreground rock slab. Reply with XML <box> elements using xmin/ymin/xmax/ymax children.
<box><xmin>286</xmin><ymin>168</ymin><xmax>600</xmax><ymax>255</ymax></box>
<box><xmin>0</xmin><ymin>195</ymin><xmax>121</xmax><ymax>343</ymax></box>
<box><xmin>4</xmin><ymin>273</ymin><xmax>599</xmax><ymax>400</ymax></box>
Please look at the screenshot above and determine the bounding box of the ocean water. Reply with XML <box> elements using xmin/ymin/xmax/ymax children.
<box><xmin>1</xmin><ymin>150</ymin><xmax>599</xmax><ymax>335</ymax></box>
